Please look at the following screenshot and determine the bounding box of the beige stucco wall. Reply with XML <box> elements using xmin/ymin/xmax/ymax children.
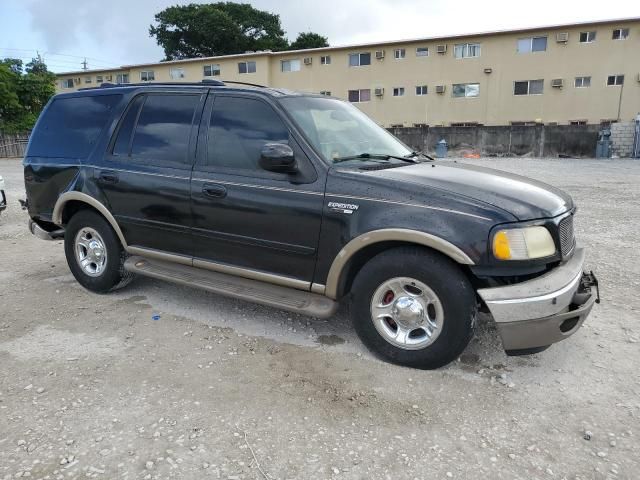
<box><xmin>56</xmin><ymin>19</ymin><xmax>640</xmax><ymax>127</ymax></box>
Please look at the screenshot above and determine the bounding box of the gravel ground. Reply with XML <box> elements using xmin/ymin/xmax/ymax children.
<box><xmin>0</xmin><ymin>156</ymin><xmax>638</xmax><ymax>480</ymax></box>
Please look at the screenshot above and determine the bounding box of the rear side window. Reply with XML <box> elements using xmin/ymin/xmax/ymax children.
<box><xmin>129</xmin><ymin>94</ymin><xmax>199</xmax><ymax>163</ymax></box>
<box><xmin>206</xmin><ymin>96</ymin><xmax>289</xmax><ymax>171</ymax></box>
<box><xmin>28</xmin><ymin>94</ymin><xmax>121</xmax><ymax>158</ymax></box>
<box><xmin>112</xmin><ymin>96</ymin><xmax>144</xmax><ymax>156</ymax></box>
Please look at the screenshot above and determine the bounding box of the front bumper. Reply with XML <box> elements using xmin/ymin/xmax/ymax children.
<box><xmin>478</xmin><ymin>248</ymin><xmax>598</xmax><ymax>353</ymax></box>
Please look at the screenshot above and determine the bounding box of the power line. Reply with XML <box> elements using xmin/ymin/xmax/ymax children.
<box><xmin>0</xmin><ymin>47</ymin><xmax>120</xmax><ymax>67</ymax></box>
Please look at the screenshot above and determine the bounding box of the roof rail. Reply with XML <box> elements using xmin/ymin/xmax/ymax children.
<box><xmin>221</xmin><ymin>80</ymin><xmax>268</xmax><ymax>88</ymax></box>
<box><xmin>80</xmin><ymin>79</ymin><xmax>269</xmax><ymax>91</ymax></box>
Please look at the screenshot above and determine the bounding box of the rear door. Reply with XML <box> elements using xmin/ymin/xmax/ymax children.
<box><xmin>97</xmin><ymin>90</ymin><xmax>205</xmax><ymax>257</ymax></box>
<box><xmin>190</xmin><ymin>93</ymin><xmax>324</xmax><ymax>285</ymax></box>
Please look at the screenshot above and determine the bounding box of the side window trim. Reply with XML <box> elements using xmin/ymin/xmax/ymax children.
<box><xmin>126</xmin><ymin>95</ymin><xmax>146</xmax><ymax>156</ymax></box>
<box><xmin>107</xmin><ymin>93</ymin><xmax>145</xmax><ymax>158</ymax></box>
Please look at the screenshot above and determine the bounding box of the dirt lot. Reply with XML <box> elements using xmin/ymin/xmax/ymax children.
<box><xmin>1</xmin><ymin>157</ymin><xmax>639</xmax><ymax>480</ymax></box>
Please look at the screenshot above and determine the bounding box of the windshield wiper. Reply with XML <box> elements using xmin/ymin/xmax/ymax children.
<box><xmin>407</xmin><ymin>150</ymin><xmax>435</xmax><ymax>161</ymax></box>
<box><xmin>333</xmin><ymin>153</ymin><xmax>420</xmax><ymax>164</ymax></box>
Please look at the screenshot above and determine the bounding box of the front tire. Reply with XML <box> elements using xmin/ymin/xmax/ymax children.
<box><xmin>64</xmin><ymin>210</ymin><xmax>133</xmax><ymax>293</ymax></box>
<box><xmin>350</xmin><ymin>247</ymin><xmax>476</xmax><ymax>369</ymax></box>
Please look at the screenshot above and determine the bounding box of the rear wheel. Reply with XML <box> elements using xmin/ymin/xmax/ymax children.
<box><xmin>64</xmin><ymin>210</ymin><xmax>133</xmax><ymax>293</ymax></box>
<box><xmin>350</xmin><ymin>247</ymin><xmax>476</xmax><ymax>369</ymax></box>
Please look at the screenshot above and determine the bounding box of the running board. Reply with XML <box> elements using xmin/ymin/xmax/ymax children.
<box><xmin>124</xmin><ymin>256</ymin><xmax>338</xmax><ymax>319</ymax></box>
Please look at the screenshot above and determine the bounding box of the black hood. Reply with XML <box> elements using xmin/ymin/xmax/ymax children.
<box><xmin>358</xmin><ymin>161</ymin><xmax>574</xmax><ymax>220</ymax></box>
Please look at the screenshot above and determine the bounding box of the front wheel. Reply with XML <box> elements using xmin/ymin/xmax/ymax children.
<box><xmin>64</xmin><ymin>210</ymin><xmax>134</xmax><ymax>293</ymax></box>
<box><xmin>350</xmin><ymin>247</ymin><xmax>476</xmax><ymax>369</ymax></box>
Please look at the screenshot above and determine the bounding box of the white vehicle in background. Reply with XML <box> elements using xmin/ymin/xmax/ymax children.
<box><xmin>0</xmin><ymin>175</ymin><xmax>6</xmax><ymax>216</ymax></box>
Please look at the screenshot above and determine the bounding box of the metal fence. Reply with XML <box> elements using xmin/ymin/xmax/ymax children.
<box><xmin>0</xmin><ymin>132</ymin><xmax>30</xmax><ymax>158</ymax></box>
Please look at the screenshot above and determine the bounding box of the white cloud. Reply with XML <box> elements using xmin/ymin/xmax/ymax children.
<box><xmin>5</xmin><ymin>0</ymin><xmax>639</xmax><ymax>71</ymax></box>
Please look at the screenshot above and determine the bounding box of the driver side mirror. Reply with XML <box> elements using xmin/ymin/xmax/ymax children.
<box><xmin>259</xmin><ymin>143</ymin><xmax>297</xmax><ymax>173</ymax></box>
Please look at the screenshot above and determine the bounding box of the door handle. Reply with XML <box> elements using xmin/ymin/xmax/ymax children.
<box><xmin>98</xmin><ymin>171</ymin><xmax>119</xmax><ymax>184</ymax></box>
<box><xmin>202</xmin><ymin>183</ymin><xmax>227</xmax><ymax>199</ymax></box>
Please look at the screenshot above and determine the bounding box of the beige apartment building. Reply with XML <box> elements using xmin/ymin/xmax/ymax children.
<box><xmin>56</xmin><ymin>17</ymin><xmax>640</xmax><ymax>127</ymax></box>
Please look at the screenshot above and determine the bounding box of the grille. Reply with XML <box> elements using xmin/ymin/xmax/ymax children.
<box><xmin>558</xmin><ymin>215</ymin><xmax>575</xmax><ymax>257</ymax></box>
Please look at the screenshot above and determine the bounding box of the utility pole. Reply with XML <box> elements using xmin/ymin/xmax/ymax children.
<box><xmin>82</xmin><ymin>58</ymin><xmax>88</xmax><ymax>71</ymax></box>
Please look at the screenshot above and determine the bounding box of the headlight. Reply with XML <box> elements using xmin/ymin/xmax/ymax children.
<box><xmin>492</xmin><ymin>226</ymin><xmax>556</xmax><ymax>260</ymax></box>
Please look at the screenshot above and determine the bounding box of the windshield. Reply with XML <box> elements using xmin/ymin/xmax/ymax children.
<box><xmin>279</xmin><ymin>96</ymin><xmax>412</xmax><ymax>163</ymax></box>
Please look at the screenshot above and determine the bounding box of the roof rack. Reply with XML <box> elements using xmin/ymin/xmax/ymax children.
<box><xmin>78</xmin><ymin>79</ymin><xmax>269</xmax><ymax>92</ymax></box>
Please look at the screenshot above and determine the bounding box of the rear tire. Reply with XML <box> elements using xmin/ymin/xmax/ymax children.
<box><xmin>350</xmin><ymin>246</ymin><xmax>476</xmax><ymax>369</ymax></box>
<box><xmin>64</xmin><ymin>210</ymin><xmax>134</xmax><ymax>293</ymax></box>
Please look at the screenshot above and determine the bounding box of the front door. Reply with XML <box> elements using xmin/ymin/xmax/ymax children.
<box><xmin>97</xmin><ymin>91</ymin><xmax>205</xmax><ymax>257</ymax></box>
<box><xmin>190</xmin><ymin>93</ymin><xmax>324</xmax><ymax>285</ymax></box>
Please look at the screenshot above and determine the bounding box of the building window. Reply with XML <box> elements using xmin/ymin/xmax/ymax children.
<box><xmin>320</xmin><ymin>55</ymin><xmax>331</xmax><ymax>65</ymax></box>
<box><xmin>451</xmin><ymin>122</ymin><xmax>480</xmax><ymax>127</ymax></box>
<box><xmin>394</xmin><ymin>48</ymin><xmax>406</xmax><ymax>59</ymax></box>
<box><xmin>579</xmin><ymin>31</ymin><xmax>597</xmax><ymax>43</ymax></box>
<box><xmin>84</xmin><ymin>76</ymin><xmax>92</xmax><ymax>84</ymax></box>
<box><xmin>454</xmin><ymin>43</ymin><xmax>481</xmax><ymax>58</ymax></box>
<box><xmin>415</xmin><ymin>85</ymin><xmax>428</xmax><ymax>95</ymax></box>
<box><xmin>393</xmin><ymin>87</ymin><xmax>405</xmax><ymax>97</ymax></box>
<box><xmin>514</xmin><ymin>79</ymin><xmax>544</xmax><ymax>95</ymax></box>
<box><xmin>612</xmin><ymin>28</ymin><xmax>629</xmax><ymax>40</ymax></box>
<box><xmin>96</xmin><ymin>75</ymin><xmax>103</xmax><ymax>83</ymax></box>
<box><xmin>511</xmin><ymin>121</ymin><xmax>538</xmax><ymax>126</ymax></box>
<box><xmin>348</xmin><ymin>89</ymin><xmax>371</xmax><ymax>103</ymax></box>
<box><xmin>140</xmin><ymin>70</ymin><xmax>155</xmax><ymax>81</ymax></box>
<box><xmin>517</xmin><ymin>36</ymin><xmax>547</xmax><ymax>53</ymax></box>
<box><xmin>319</xmin><ymin>91</ymin><xmax>331</xmax><ymax>96</ymax></box>
<box><xmin>452</xmin><ymin>83</ymin><xmax>480</xmax><ymax>98</ymax></box>
<box><xmin>574</xmin><ymin>76</ymin><xmax>591</xmax><ymax>88</ymax></box>
<box><xmin>607</xmin><ymin>74</ymin><xmax>624</xmax><ymax>86</ymax></box>
<box><xmin>116</xmin><ymin>73</ymin><xmax>129</xmax><ymax>84</ymax></box>
<box><xmin>281</xmin><ymin>59</ymin><xmax>301</xmax><ymax>72</ymax></box>
<box><xmin>169</xmin><ymin>68</ymin><xmax>185</xmax><ymax>79</ymax></box>
<box><xmin>348</xmin><ymin>52</ymin><xmax>371</xmax><ymax>67</ymax></box>
<box><xmin>203</xmin><ymin>64</ymin><xmax>221</xmax><ymax>77</ymax></box>
<box><xmin>569</xmin><ymin>120</ymin><xmax>588</xmax><ymax>125</ymax></box>
<box><xmin>238</xmin><ymin>61</ymin><xmax>257</xmax><ymax>74</ymax></box>
<box><xmin>62</xmin><ymin>78</ymin><xmax>74</xmax><ymax>88</ymax></box>
<box><xmin>416</xmin><ymin>47</ymin><xmax>429</xmax><ymax>57</ymax></box>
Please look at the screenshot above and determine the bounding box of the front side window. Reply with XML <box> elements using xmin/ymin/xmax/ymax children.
<box><xmin>321</xmin><ymin>55</ymin><xmax>331</xmax><ymax>65</ymax></box>
<box><xmin>238</xmin><ymin>61</ymin><xmax>257</xmax><ymax>74</ymax></box>
<box><xmin>169</xmin><ymin>68</ymin><xmax>185</xmax><ymax>80</ymax></box>
<box><xmin>452</xmin><ymin>83</ymin><xmax>480</xmax><ymax>98</ymax></box>
<box><xmin>394</xmin><ymin>48</ymin><xmax>406</xmax><ymax>59</ymax></box>
<box><xmin>281</xmin><ymin>59</ymin><xmax>301</xmax><ymax>72</ymax></box>
<box><xmin>140</xmin><ymin>70</ymin><xmax>155</xmax><ymax>82</ymax></box>
<box><xmin>517</xmin><ymin>36</ymin><xmax>547</xmax><ymax>53</ymax></box>
<box><xmin>347</xmin><ymin>89</ymin><xmax>371</xmax><ymax>103</ymax></box>
<box><xmin>116</xmin><ymin>73</ymin><xmax>129</xmax><ymax>84</ymax></box>
<box><xmin>612</xmin><ymin>28</ymin><xmax>629</xmax><ymax>40</ymax></box>
<box><xmin>348</xmin><ymin>52</ymin><xmax>371</xmax><ymax>67</ymax></box>
<box><xmin>579</xmin><ymin>31</ymin><xmax>597</xmax><ymax>43</ymax></box>
<box><xmin>279</xmin><ymin>96</ymin><xmax>412</xmax><ymax>164</ymax></box>
<box><xmin>607</xmin><ymin>74</ymin><xmax>624</xmax><ymax>86</ymax></box>
<box><xmin>129</xmin><ymin>94</ymin><xmax>199</xmax><ymax>163</ymax></box>
<box><xmin>392</xmin><ymin>87</ymin><xmax>405</xmax><ymax>97</ymax></box>
<box><xmin>206</xmin><ymin>96</ymin><xmax>289</xmax><ymax>172</ymax></box>
<box><xmin>203</xmin><ymin>64</ymin><xmax>221</xmax><ymax>77</ymax></box>
<box><xmin>416</xmin><ymin>85</ymin><xmax>428</xmax><ymax>95</ymax></box>
<box><xmin>454</xmin><ymin>43</ymin><xmax>481</xmax><ymax>58</ymax></box>
<box><xmin>416</xmin><ymin>47</ymin><xmax>429</xmax><ymax>57</ymax></box>
<box><xmin>514</xmin><ymin>79</ymin><xmax>544</xmax><ymax>95</ymax></box>
<box><xmin>574</xmin><ymin>76</ymin><xmax>591</xmax><ymax>88</ymax></box>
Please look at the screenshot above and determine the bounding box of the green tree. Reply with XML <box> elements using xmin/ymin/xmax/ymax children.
<box><xmin>288</xmin><ymin>32</ymin><xmax>329</xmax><ymax>51</ymax></box>
<box><xmin>149</xmin><ymin>2</ymin><xmax>329</xmax><ymax>60</ymax></box>
<box><xmin>0</xmin><ymin>57</ymin><xmax>56</xmax><ymax>133</ymax></box>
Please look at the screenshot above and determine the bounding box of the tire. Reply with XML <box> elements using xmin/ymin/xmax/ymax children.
<box><xmin>350</xmin><ymin>246</ymin><xmax>476</xmax><ymax>369</ymax></box>
<box><xmin>64</xmin><ymin>209</ymin><xmax>134</xmax><ymax>293</ymax></box>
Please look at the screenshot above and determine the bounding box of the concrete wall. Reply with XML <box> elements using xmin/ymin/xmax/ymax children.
<box><xmin>610</xmin><ymin>121</ymin><xmax>637</xmax><ymax>157</ymax></box>
<box><xmin>388</xmin><ymin>124</ymin><xmax>601</xmax><ymax>157</ymax></box>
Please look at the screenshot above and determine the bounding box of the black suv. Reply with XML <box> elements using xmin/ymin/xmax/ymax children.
<box><xmin>24</xmin><ymin>81</ymin><xmax>598</xmax><ymax>369</ymax></box>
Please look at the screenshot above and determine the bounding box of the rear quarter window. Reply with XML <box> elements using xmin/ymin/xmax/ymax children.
<box><xmin>27</xmin><ymin>94</ymin><xmax>121</xmax><ymax>159</ymax></box>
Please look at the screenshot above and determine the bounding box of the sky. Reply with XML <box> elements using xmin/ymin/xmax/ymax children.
<box><xmin>0</xmin><ymin>0</ymin><xmax>638</xmax><ymax>73</ymax></box>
